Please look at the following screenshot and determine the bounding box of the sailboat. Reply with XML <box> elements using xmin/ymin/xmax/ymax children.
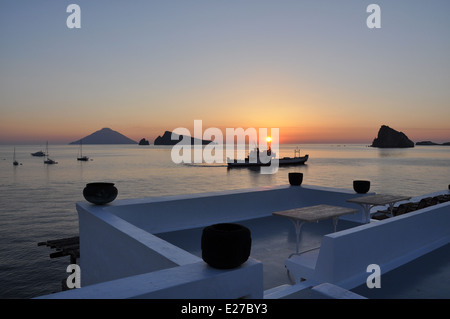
<box><xmin>13</xmin><ymin>147</ymin><xmax>19</xmax><ymax>166</ymax></box>
<box><xmin>44</xmin><ymin>141</ymin><xmax>58</xmax><ymax>165</ymax></box>
<box><xmin>77</xmin><ymin>139</ymin><xmax>89</xmax><ymax>161</ymax></box>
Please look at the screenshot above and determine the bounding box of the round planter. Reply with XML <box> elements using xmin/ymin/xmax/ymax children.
<box><xmin>201</xmin><ymin>223</ymin><xmax>251</xmax><ymax>269</ymax></box>
<box><xmin>353</xmin><ymin>180</ymin><xmax>370</xmax><ymax>194</ymax></box>
<box><xmin>289</xmin><ymin>172</ymin><xmax>303</xmax><ymax>186</ymax></box>
<box><xmin>83</xmin><ymin>182</ymin><xmax>118</xmax><ymax>205</ymax></box>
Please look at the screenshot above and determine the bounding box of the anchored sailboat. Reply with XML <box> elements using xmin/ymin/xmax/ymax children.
<box><xmin>77</xmin><ymin>139</ymin><xmax>89</xmax><ymax>161</ymax></box>
<box><xmin>13</xmin><ymin>147</ymin><xmax>19</xmax><ymax>166</ymax></box>
<box><xmin>44</xmin><ymin>141</ymin><xmax>58</xmax><ymax>165</ymax></box>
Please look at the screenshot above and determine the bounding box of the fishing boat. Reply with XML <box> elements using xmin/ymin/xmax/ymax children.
<box><xmin>227</xmin><ymin>147</ymin><xmax>308</xmax><ymax>168</ymax></box>
<box><xmin>77</xmin><ymin>139</ymin><xmax>89</xmax><ymax>161</ymax></box>
<box><xmin>43</xmin><ymin>142</ymin><xmax>58</xmax><ymax>165</ymax></box>
<box><xmin>13</xmin><ymin>147</ymin><xmax>19</xmax><ymax>166</ymax></box>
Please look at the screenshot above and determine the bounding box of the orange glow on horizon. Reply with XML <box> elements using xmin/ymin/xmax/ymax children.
<box><xmin>1</xmin><ymin>118</ymin><xmax>449</xmax><ymax>145</ymax></box>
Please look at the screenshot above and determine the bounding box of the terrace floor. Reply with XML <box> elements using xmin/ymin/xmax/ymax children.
<box><xmin>156</xmin><ymin>215</ymin><xmax>450</xmax><ymax>299</ymax></box>
<box><xmin>156</xmin><ymin>215</ymin><xmax>359</xmax><ymax>291</ymax></box>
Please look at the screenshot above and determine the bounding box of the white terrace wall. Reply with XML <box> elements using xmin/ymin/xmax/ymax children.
<box><xmin>104</xmin><ymin>185</ymin><xmax>368</xmax><ymax>234</ymax></box>
<box><xmin>313</xmin><ymin>201</ymin><xmax>450</xmax><ymax>289</ymax></box>
<box><xmin>38</xmin><ymin>259</ymin><xmax>264</xmax><ymax>299</ymax></box>
<box><xmin>77</xmin><ymin>205</ymin><xmax>201</xmax><ymax>286</ymax></box>
<box><xmin>76</xmin><ymin>185</ymin><xmax>368</xmax><ymax>286</ymax></box>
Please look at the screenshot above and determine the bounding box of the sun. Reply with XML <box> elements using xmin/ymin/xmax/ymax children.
<box><xmin>266</xmin><ymin>136</ymin><xmax>272</xmax><ymax>143</ymax></box>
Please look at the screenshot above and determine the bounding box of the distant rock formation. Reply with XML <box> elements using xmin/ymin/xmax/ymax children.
<box><xmin>138</xmin><ymin>138</ymin><xmax>150</xmax><ymax>145</ymax></box>
<box><xmin>416</xmin><ymin>141</ymin><xmax>439</xmax><ymax>146</ymax></box>
<box><xmin>416</xmin><ymin>141</ymin><xmax>450</xmax><ymax>146</ymax></box>
<box><xmin>371</xmin><ymin>125</ymin><xmax>414</xmax><ymax>148</ymax></box>
<box><xmin>69</xmin><ymin>128</ymin><xmax>137</xmax><ymax>145</ymax></box>
<box><xmin>154</xmin><ymin>131</ymin><xmax>214</xmax><ymax>145</ymax></box>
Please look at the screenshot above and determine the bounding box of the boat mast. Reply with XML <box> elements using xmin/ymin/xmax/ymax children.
<box><xmin>13</xmin><ymin>147</ymin><xmax>18</xmax><ymax>166</ymax></box>
<box><xmin>44</xmin><ymin>141</ymin><xmax>57</xmax><ymax>164</ymax></box>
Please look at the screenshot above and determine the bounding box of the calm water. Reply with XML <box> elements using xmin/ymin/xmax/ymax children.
<box><xmin>0</xmin><ymin>143</ymin><xmax>449</xmax><ymax>298</ymax></box>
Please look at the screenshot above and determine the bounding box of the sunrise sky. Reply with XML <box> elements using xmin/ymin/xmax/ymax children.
<box><xmin>1</xmin><ymin>0</ymin><xmax>449</xmax><ymax>144</ymax></box>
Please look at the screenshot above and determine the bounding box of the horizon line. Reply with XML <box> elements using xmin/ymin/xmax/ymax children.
<box><xmin>2</xmin><ymin>141</ymin><xmax>449</xmax><ymax>146</ymax></box>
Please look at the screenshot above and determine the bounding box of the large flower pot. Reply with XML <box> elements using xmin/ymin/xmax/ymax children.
<box><xmin>289</xmin><ymin>172</ymin><xmax>303</xmax><ymax>186</ymax></box>
<box><xmin>201</xmin><ymin>223</ymin><xmax>251</xmax><ymax>269</ymax></box>
<box><xmin>83</xmin><ymin>182</ymin><xmax>118</xmax><ymax>205</ymax></box>
<box><xmin>353</xmin><ymin>180</ymin><xmax>370</xmax><ymax>194</ymax></box>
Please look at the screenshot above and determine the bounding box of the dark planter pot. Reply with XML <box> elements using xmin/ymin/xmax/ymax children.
<box><xmin>201</xmin><ymin>223</ymin><xmax>251</xmax><ymax>269</ymax></box>
<box><xmin>289</xmin><ymin>172</ymin><xmax>303</xmax><ymax>186</ymax></box>
<box><xmin>353</xmin><ymin>180</ymin><xmax>370</xmax><ymax>194</ymax></box>
<box><xmin>83</xmin><ymin>182</ymin><xmax>118</xmax><ymax>205</ymax></box>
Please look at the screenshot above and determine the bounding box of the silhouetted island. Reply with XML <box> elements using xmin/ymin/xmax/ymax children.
<box><xmin>69</xmin><ymin>128</ymin><xmax>137</xmax><ymax>145</ymax></box>
<box><xmin>154</xmin><ymin>131</ymin><xmax>214</xmax><ymax>145</ymax></box>
<box><xmin>371</xmin><ymin>125</ymin><xmax>414</xmax><ymax>148</ymax></box>
<box><xmin>138</xmin><ymin>138</ymin><xmax>150</xmax><ymax>145</ymax></box>
<box><xmin>416</xmin><ymin>141</ymin><xmax>450</xmax><ymax>146</ymax></box>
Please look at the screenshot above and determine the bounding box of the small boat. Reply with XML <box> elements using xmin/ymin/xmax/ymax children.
<box><xmin>77</xmin><ymin>139</ymin><xmax>89</xmax><ymax>161</ymax></box>
<box><xmin>31</xmin><ymin>150</ymin><xmax>46</xmax><ymax>157</ymax></box>
<box><xmin>278</xmin><ymin>154</ymin><xmax>309</xmax><ymax>166</ymax></box>
<box><xmin>44</xmin><ymin>142</ymin><xmax>58</xmax><ymax>165</ymax></box>
<box><xmin>44</xmin><ymin>157</ymin><xmax>58</xmax><ymax>165</ymax></box>
<box><xmin>227</xmin><ymin>147</ymin><xmax>308</xmax><ymax>168</ymax></box>
<box><xmin>13</xmin><ymin>147</ymin><xmax>19</xmax><ymax>166</ymax></box>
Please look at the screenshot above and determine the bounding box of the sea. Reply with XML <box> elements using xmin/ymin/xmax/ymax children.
<box><xmin>0</xmin><ymin>143</ymin><xmax>449</xmax><ymax>299</ymax></box>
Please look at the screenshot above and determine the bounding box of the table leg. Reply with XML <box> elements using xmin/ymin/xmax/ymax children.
<box><xmin>333</xmin><ymin>217</ymin><xmax>338</xmax><ymax>232</ymax></box>
<box><xmin>360</xmin><ymin>204</ymin><xmax>372</xmax><ymax>223</ymax></box>
<box><xmin>387</xmin><ymin>202</ymin><xmax>395</xmax><ymax>217</ymax></box>
<box><xmin>288</xmin><ymin>219</ymin><xmax>305</xmax><ymax>255</ymax></box>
